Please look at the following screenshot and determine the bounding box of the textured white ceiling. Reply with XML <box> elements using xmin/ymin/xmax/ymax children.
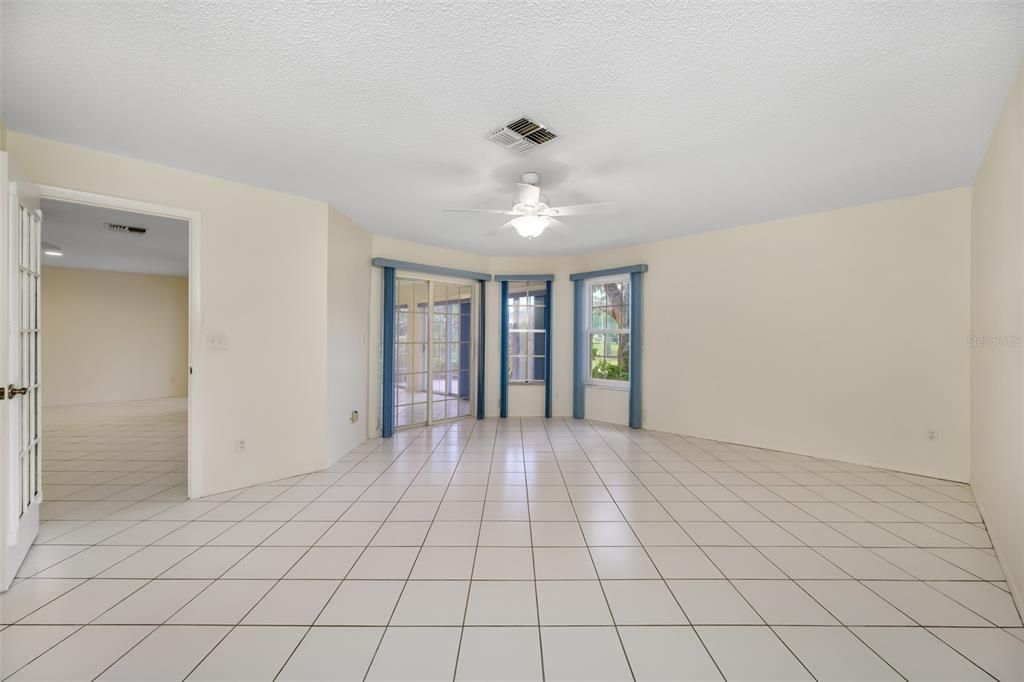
<box><xmin>41</xmin><ymin>199</ymin><xmax>189</xmax><ymax>276</ymax></box>
<box><xmin>3</xmin><ymin>2</ymin><xmax>1022</xmax><ymax>256</ymax></box>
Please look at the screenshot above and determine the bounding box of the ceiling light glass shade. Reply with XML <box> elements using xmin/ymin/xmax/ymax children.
<box><xmin>511</xmin><ymin>215</ymin><xmax>550</xmax><ymax>239</ymax></box>
<box><xmin>42</xmin><ymin>241</ymin><xmax>63</xmax><ymax>256</ymax></box>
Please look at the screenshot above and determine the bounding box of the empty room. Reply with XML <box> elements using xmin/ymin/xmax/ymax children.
<box><xmin>0</xmin><ymin>2</ymin><xmax>1021</xmax><ymax>681</ymax></box>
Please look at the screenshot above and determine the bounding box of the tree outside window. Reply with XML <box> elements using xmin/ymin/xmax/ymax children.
<box><xmin>589</xmin><ymin>279</ymin><xmax>629</xmax><ymax>383</ymax></box>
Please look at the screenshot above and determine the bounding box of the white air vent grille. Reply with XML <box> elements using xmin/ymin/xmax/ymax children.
<box><xmin>106</xmin><ymin>223</ymin><xmax>147</xmax><ymax>236</ymax></box>
<box><xmin>487</xmin><ymin>116</ymin><xmax>558</xmax><ymax>154</ymax></box>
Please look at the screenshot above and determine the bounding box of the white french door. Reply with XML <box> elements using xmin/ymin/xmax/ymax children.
<box><xmin>393</xmin><ymin>277</ymin><xmax>474</xmax><ymax>429</ymax></box>
<box><xmin>0</xmin><ymin>165</ymin><xmax>43</xmax><ymax>591</ymax></box>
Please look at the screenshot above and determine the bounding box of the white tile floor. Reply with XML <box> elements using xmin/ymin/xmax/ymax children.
<box><xmin>1</xmin><ymin>398</ymin><xmax>1022</xmax><ymax>680</ymax></box>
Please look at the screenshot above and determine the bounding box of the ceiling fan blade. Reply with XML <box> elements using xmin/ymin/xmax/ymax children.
<box><xmin>543</xmin><ymin>202</ymin><xmax>617</xmax><ymax>216</ymax></box>
<box><xmin>444</xmin><ymin>208</ymin><xmax>518</xmax><ymax>215</ymax></box>
<box><xmin>515</xmin><ymin>183</ymin><xmax>541</xmax><ymax>206</ymax></box>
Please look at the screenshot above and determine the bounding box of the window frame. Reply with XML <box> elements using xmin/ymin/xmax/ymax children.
<box><xmin>586</xmin><ymin>274</ymin><xmax>631</xmax><ymax>389</ymax></box>
<box><xmin>505</xmin><ymin>281</ymin><xmax>548</xmax><ymax>385</ymax></box>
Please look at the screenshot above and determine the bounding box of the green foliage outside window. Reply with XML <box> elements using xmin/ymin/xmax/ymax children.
<box><xmin>591</xmin><ymin>345</ymin><xmax>629</xmax><ymax>381</ymax></box>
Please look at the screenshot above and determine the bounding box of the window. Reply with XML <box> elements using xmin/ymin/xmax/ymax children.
<box><xmin>506</xmin><ymin>280</ymin><xmax>547</xmax><ymax>383</ymax></box>
<box><xmin>589</xmin><ymin>278</ymin><xmax>630</xmax><ymax>384</ymax></box>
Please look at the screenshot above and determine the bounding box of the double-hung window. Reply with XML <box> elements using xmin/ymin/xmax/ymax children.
<box><xmin>588</xmin><ymin>277</ymin><xmax>630</xmax><ymax>385</ymax></box>
<box><xmin>506</xmin><ymin>280</ymin><xmax>547</xmax><ymax>383</ymax></box>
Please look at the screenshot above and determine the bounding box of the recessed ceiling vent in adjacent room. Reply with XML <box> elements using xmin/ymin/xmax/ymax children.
<box><xmin>105</xmin><ymin>222</ymin><xmax>147</xmax><ymax>236</ymax></box>
<box><xmin>486</xmin><ymin>116</ymin><xmax>558</xmax><ymax>154</ymax></box>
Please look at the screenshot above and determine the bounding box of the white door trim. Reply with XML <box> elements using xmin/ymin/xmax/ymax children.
<box><xmin>35</xmin><ymin>185</ymin><xmax>203</xmax><ymax>499</ymax></box>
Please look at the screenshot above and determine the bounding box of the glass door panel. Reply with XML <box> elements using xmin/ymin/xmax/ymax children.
<box><xmin>395</xmin><ymin>277</ymin><xmax>429</xmax><ymax>428</ymax></box>
<box><xmin>393</xmin><ymin>276</ymin><xmax>474</xmax><ymax>429</ymax></box>
<box><xmin>17</xmin><ymin>201</ymin><xmax>42</xmax><ymax>515</ymax></box>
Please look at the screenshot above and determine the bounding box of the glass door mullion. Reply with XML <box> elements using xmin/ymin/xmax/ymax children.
<box><xmin>446</xmin><ymin>303</ymin><xmax>454</xmax><ymax>420</ymax></box>
<box><xmin>426</xmin><ymin>280</ymin><xmax>434</xmax><ymax>427</ymax></box>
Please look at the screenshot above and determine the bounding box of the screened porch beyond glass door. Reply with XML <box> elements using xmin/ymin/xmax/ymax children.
<box><xmin>393</xmin><ymin>278</ymin><xmax>473</xmax><ymax>428</ymax></box>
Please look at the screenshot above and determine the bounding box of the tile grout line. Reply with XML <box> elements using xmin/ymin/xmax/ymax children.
<box><xmin>181</xmin><ymin>441</ymin><xmax>388</xmax><ymax>682</ymax></box>
<box><xmin>624</xmin><ymin>425</ymin><xmax>929</xmax><ymax>679</ymax></box>
<box><xmin>358</xmin><ymin>420</ymin><xmax>471</xmax><ymax>681</ymax></box>
<box><xmin>451</xmin><ymin>417</ymin><xmax>499</xmax><ymax>681</ymax></box>
<box><xmin>612</xmin><ymin>422</ymin><xmax>992</xmax><ymax>680</ymax></box>
<box><xmin>530</xmin><ymin>417</ymin><xmax>547</xmax><ymax>682</ymax></box>
<box><xmin>90</xmin><ymin>442</ymin><xmax>384</xmax><ymax>682</ymax></box>
<box><xmin>557</xmin><ymin>418</ymin><xmax>638</xmax><ymax>681</ymax></box>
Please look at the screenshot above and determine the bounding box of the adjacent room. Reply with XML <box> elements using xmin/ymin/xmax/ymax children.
<box><xmin>38</xmin><ymin>198</ymin><xmax>191</xmax><ymax>543</ymax></box>
<box><xmin>0</xmin><ymin>2</ymin><xmax>1021</xmax><ymax>681</ymax></box>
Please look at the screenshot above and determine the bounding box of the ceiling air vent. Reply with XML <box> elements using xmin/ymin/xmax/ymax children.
<box><xmin>486</xmin><ymin>116</ymin><xmax>558</xmax><ymax>154</ymax></box>
<box><xmin>106</xmin><ymin>223</ymin><xmax>147</xmax><ymax>236</ymax></box>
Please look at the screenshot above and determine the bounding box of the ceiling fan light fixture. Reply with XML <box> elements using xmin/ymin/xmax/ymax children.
<box><xmin>512</xmin><ymin>215</ymin><xmax>550</xmax><ymax>239</ymax></box>
<box><xmin>443</xmin><ymin>172</ymin><xmax>615</xmax><ymax>240</ymax></box>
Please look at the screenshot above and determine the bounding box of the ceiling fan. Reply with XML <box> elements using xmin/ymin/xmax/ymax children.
<box><xmin>444</xmin><ymin>172</ymin><xmax>615</xmax><ymax>239</ymax></box>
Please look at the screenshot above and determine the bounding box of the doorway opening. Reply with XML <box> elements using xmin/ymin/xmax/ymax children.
<box><xmin>36</xmin><ymin>187</ymin><xmax>201</xmax><ymax>499</ymax></box>
<box><xmin>393</xmin><ymin>276</ymin><xmax>475</xmax><ymax>429</ymax></box>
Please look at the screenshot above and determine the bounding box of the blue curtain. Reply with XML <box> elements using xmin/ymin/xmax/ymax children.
<box><xmin>544</xmin><ymin>279</ymin><xmax>553</xmax><ymax>418</ymax></box>
<box><xmin>629</xmin><ymin>270</ymin><xmax>644</xmax><ymax>429</ymax></box>
<box><xmin>381</xmin><ymin>267</ymin><xmax>396</xmax><ymax>438</ymax></box>
<box><xmin>499</xmin><ymin>280</ymin><xmax>509</xmax><ymax>418</ymax></box>
<box><xmin>477</xmin><ymin>279</ymin><xmax>486</xmax><ymax>418</ymax></box>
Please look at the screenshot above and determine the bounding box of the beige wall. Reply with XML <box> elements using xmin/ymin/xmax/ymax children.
<box><xmin>7</xmin><ymin>132</ymin><xmax>358</xmax><ymax>497</ymax></box>
<box><xmin>580</xmin><ymin>189</ymin><xmax>972</xmax><ymax>482</ymax></box>
<box><xmin>971</xmin><ymin>58</ymin><xmax>1023</xmax><ymax>611</ymax></box>
<box><xmin>327</xmin><ymin>207</ymin><xmax>373</xmax><ymax>462</ymax></box>
<box><xmin>42</xmin><ymin>267</ymin><xmax>188</xmax><ymax>406</ymax></box>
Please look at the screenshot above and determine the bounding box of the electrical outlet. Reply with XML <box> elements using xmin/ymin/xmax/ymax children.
<box><xmin>235</xmin><ymin>439</ymin><xmax>247</xmax><ymax>453</ymax></box>
<box><xmin>926</xmin><ymin>430</ymin><xmax>937</xmax><ymax>441</ymax></box>
<box><xmin>208</xmin><ymin>332</ymin><xmax>228</xmax><ymax>350</ymax></box>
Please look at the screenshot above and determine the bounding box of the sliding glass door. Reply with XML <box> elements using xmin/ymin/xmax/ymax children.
<box><xmin>394</xmin><ymin>277</ymin><xmax>474</xmax><ymax>429</ymax></box>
